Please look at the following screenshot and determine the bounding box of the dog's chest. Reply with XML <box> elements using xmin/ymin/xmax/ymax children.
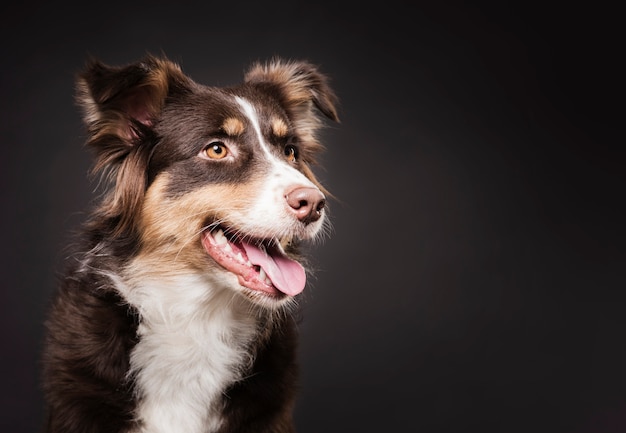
<box><xmin>118</xmin><ymin>276</ymin><xmax>259</xmax><ymax>433</ymax></box>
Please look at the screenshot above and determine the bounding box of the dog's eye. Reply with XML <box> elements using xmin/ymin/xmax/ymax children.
<box><xmin>284</xmin><ymin>145</ymin><xmax>298</xmax><ymax>163</ymax></box>
<box><xmin>201</xmin><ymin>142</ymin><xmax>229</xmax><ymax>160</ymax></box>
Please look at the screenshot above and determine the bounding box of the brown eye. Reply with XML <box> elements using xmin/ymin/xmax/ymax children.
<box><xmin>204</xmin><ymin>142</ymin><xmax>228</xmax><ymax>160</ymax></box>
<box><xmin>284</xmin><ymin>145</ymin><xmax>297</xmax><ymax>163</ymax></box>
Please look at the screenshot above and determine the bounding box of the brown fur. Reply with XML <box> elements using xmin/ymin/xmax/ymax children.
<box><xmin>42</xmin><ymin>54</ymin><xmax>338</xmax><ymax>433</ymax></box>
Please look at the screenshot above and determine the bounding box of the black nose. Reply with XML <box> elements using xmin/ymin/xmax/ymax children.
<box><xmin>285</xmin><ymin>187</ymin><xmax>326</xmax><ymax>224</ymax></box>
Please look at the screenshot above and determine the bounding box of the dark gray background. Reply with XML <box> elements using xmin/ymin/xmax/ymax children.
<box><xmin>1</xmin><ymin>2</ymin><xmax>624</xmax><ymax>432</ymax></box>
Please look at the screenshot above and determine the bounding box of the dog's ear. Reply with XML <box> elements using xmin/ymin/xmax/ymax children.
<box><xmin>244</xmin><ymin>58</ymin><xmax>339</xmax><ymax>141</ymax></box>
<box><xmin>76</xmin><ymin>54</ymin><xmax>191</xmax><ymax>234</ymax></box>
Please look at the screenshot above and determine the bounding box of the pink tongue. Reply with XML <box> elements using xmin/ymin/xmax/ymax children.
<box><xmin>241</xmin><ymin>242</ymin><xmax>306</xmax><ymax>296</ymax></box>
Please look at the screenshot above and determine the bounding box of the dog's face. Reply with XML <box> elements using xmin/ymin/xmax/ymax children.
<box><xmin>77</xmin><ymin>56</ymin><xmax>338</xmax><ymax>308</ymax></box>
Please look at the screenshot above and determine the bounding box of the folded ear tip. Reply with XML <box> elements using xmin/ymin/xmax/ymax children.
<box><xmin>244</xmin><ymin>57</ymin><xmax>339</xmax><ymax>123</ymax></box>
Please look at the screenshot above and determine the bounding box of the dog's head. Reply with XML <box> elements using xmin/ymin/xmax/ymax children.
<box><xmin>77</xmin><ymin>54</ymin><xmax>338</xmax><ymax>308</ymax></box>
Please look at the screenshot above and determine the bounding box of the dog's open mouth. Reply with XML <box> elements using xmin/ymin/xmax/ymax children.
<box><xmin>201</xmin><ymin>227</ymin><xmax>306</xmax><ymax>297</ymax></box>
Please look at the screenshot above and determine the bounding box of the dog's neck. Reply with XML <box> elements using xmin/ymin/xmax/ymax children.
<box><xmin>109</xmin><ymin>271</ymin><xmax>261</xmax><ymax>433</ymax></box>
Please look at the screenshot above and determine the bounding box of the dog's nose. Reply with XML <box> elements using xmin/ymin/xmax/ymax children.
<box><xmin>285</xmin><ymin>187</ymin><xmax>326</xmax><ymax>224</ymax></box>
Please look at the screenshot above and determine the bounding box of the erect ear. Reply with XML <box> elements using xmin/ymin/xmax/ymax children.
<box><xmin>244</xmin><ymin>58</ymin><xmax>340</xmax><ymax>145</ymax></box>
<box><xmin>76</xmin><ymin>54</ymin><xmax>191</xmax><ymax>234</ymax></box>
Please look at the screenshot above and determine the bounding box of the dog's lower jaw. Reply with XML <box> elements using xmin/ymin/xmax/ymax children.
<box><xmin>201</xmin><ymin>227</ymin><xmax>309</xmax><ymax>308</ymax></box>
<box><xmin>201</xmin><ymin>230</ymin><xmax>306</xmax><ymax>310</ymax></box>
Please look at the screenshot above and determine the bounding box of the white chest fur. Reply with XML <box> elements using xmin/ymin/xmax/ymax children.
<box><xmin>113</xmin><ymin>273</ymin><xmax>259</xmax><ymax>433</ymax></box>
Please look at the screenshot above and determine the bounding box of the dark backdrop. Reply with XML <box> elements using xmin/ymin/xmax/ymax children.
<box><xmin>1</xmin><ymin>2</ymin><xmax>624</xmax><ymax>432</ymax></box>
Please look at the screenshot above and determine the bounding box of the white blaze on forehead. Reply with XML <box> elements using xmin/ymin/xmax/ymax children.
<box><xmin>235</xmin><ymin>96</ymin><xmax>276</xmax><ymax>161</ymax></box>
<box><xmin>234</xmin><ymin>96</ymin><xmax>317</xmax><ymax>187</ymax></box>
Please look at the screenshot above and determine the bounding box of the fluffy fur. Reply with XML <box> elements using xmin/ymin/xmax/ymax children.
<box><xmin>42</xmin><ymin>54</ymin><xmax>338</xmax><ymax>433</ymax></box>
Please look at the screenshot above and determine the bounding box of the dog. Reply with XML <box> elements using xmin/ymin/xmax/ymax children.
<box><xmin>41</xmin><ymin>54</ymin><xmax>339</xmax><ymax>433</ymax></box>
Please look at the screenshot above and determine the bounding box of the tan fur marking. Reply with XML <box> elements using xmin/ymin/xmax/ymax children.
<box><xmin>222</xmin><ymin>117</ymin><xmax>245</xmax><ymax>136</ymax></box>
<box><xmin>271</xmin><ymin>117</ymin><xmax>288</xmax><ymax>137</ymax></box>
<box><xmin>136</xmin><ymin>173</ymin><xmax>257</xmax><ymax>273</ymax></box>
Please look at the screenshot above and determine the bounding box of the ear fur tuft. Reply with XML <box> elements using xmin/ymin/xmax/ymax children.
<box><xmin>76</xmin><ymin>54</ymin><xmax>190</xmax><ymax>235</ymax></box>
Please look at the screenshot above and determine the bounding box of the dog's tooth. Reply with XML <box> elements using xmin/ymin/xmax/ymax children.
<box><xmin>235</xmin><ymin>252</ymin><xmax>244</xmax><ymax>263</ymax></box>
<box><xmin>259</xmin><ymin>267</ymin><xmax>271</xmax><ymax>285</ymax></box>
<box><xmin>214</xmin><ymin>229</ymin><xmax>227</xmax><ymax>245</ymax></box>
